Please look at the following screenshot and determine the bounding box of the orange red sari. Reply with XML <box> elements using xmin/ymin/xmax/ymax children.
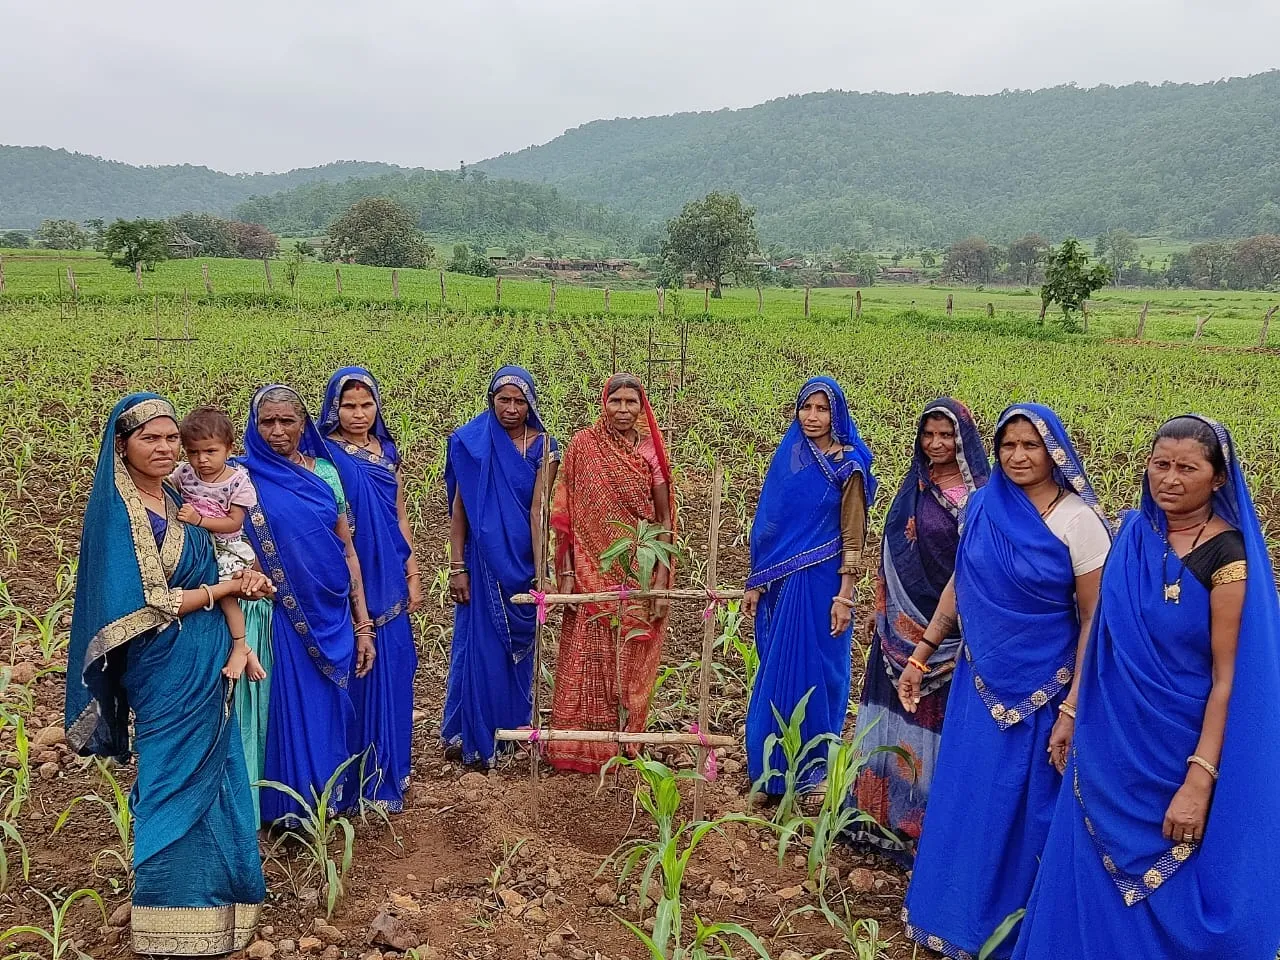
<box><xmin>547</xmin><ymin>378</ymin><xmax>676</xmax><ymax>773</ymax></box>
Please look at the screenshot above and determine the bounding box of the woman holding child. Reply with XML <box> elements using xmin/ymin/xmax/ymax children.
<box><xmin>67</xmin><ymin>393</ymin><xmax>271</xmax><ymax>955</ymax></box>
<box><xmin>242</xmin><ymin>385</ymin><xmax>376</xmax><ymax>823</ymax></box>
<box><xmin>320</xmin><ymin>367</ymin><xmax>421</xmax><ymax>811</ymax></box>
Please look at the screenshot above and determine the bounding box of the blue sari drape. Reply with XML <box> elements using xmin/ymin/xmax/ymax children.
<box><xmin>66</xmin><ymin>394</ymin><xmax>263</xmax><ymax>956</ymax></box>
<box><xmin>442</xmin><ymin>366</ymin><xmax>554</xmax><ymax>766</ymax></box>
<box><xmin>241</xmin><ymin>385</ymin><xmax>357</xmax><ymax>823</ymax></box>
<box><xmin>746</xmin><ymin>377</ymin><xmax>876</xmax><ymax>794</ymax></box>
<box><xmin>849</xmin><ymin>398</ymin><xmax>989</xmax><ymax>860</ymax></box>
<box><xmin>1014</xmin><ymin>417</ymin><xmax>1280</xmax><ymax>960</ymax></box>
<box><xmin>904</xmin><ymin>403</ymin><xmax>1110</xmax><ymax>959</ymax></box>
<box><xmin>320</xmin><ymin>367</ymin><xmax>418</xmax><ymax>811</ymax></box>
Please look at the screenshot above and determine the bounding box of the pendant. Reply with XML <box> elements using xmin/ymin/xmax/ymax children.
<box><xmin>1164</xmin><ymin>582</ymin><xmax>1181</xmax><ymax>604</ymax></box>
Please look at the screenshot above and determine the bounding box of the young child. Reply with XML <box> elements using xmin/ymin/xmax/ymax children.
<box><xmin>171</xmin><ymin>406</ymin><xmax>266</xmax><ymax>683</ymax></box>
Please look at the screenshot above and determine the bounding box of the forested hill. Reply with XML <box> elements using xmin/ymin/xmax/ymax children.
<box><xmin>477</xmin><ymin>72</ymin><xmax>1280</xmax><ymax>248</ymax></box>
<box><xmin>234</xmin><ymin>171</ymin><xmax>637</xmax><ymax>243</ymax></box>
<box><xmin>0</xmin><ymin>146</ymin><xmax>405</xmax><ymax>227</ymax></box>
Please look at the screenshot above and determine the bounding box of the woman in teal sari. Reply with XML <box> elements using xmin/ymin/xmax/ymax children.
<box><xmin>66</xmin><ymin>394</ymin><xmax>271</xmax><ymax>956</ymax></box>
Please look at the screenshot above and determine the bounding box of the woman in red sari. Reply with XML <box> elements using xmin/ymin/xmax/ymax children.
<box><xmin>547</xmin><ymin>373</ymin><xmax>677</xmax><ymax>773</ymax></box>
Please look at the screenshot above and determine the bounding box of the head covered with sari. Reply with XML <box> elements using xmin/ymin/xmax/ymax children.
<box><xmin>954</xmin><ymin>402</ymin><xmax>1110</xmax><ymax>729</ymax></box>
<box><xmin>67</xmin><ymin>393</ymin><xmax>186</xmax><ymax>756</ymax></box>
<box><xmin>319</xmin><ymin>365</ymin><xmax>399</xmax><ymax>467</ymax></box>
<box><xmin>876</xmin><ymin>398</ymin><xmax>990</xmax><ymax>691</ymax></box>
<box><xmin>1070</xmin><ymin>416</ymin><xmax>1280</xmax><ymax>950</ymax></box>
<box><xmin>446</xmin><ymin>365</ymin><xmax>549</xmax><ymax>664</ymax></box>
<box><xmin>746</xmin><ymin>376</ymin><xmax>876</xmax><ymax>590</ymax></box>
<box><xmin>241</xmin><ymin>384</ymin><xmax>353</xmax><ymax>687</ymax></box>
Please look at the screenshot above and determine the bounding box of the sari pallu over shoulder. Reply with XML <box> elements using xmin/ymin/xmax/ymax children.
<box><xmin>1058</xmin><ymin>417</ymin><xmax>1280</xmax><ymax>955</ymax></box>
<box><xmin>954</xmin><ymin>403</ymin><xmax>1110</xmax><ymax>729</ymax></box>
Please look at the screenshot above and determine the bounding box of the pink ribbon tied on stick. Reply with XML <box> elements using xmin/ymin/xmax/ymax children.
<box><xmin>529</xmin><ymin>590</ymin><xmax>549</xmax><ymax>625</ymax></box>
<box><xmin>689</xmin><ymin>723</ymin><xmax>718</xmax><ymax>781</ymax></box>
<box><xmin>702</xmin><ymin>588</ymin><xmax>726</xmax><ymax>622</ymax></box>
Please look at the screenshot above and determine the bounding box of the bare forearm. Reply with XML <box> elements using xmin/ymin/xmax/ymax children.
<box><xmin>173</xmin><ymin>580</ymin><xmax>237</xmax><ymax>616</ymax></box>
<box><xmin>449</xmin><ymin>491</ymin><xmax>468</xmax><ymax>568</ymax></box>
<box><xmin>346</xmin><ymin>548</ymin><xmax>370</xmax><ymax>623</ymax></box>
<box><xmin>916</xmin><ymin>577</ymin><xmax>958</xmax><ymax>661</ymax></box>
<box><xmin>1063</xmin><ymin>617</ymin><xmax>1093</xmax><ymax>708</ymax></box>
<box><xmin>196</xmin><ymin>512</ymin><xmax>243</xmax><ymax>534</ymax></box>
<box><xmin>397</xmin><ymin>475</ymin><xmax>418</xmax><ymax>578</ymax></box>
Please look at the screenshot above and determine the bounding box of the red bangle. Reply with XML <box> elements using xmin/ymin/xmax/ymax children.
<box><xmin>907</xmin><ymin>656</ymin><xmax>932</xmax><ymax>674</ymax></box>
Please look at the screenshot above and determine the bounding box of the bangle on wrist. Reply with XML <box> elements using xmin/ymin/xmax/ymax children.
<box><xmin>907</xmin><ymin>655</ymin><xmax>931</xmax><ymax>674</ymax></box>
<box><xmin>831</xmin><ymin>595</ymin><xmax>855</xmax><ymax>609</ymax></box>
<box><xmin>1186</xmin><ymin>754</ymin><xmax>1219</xmax><ymax>781</ymax></box>
<box><xmin>201</xmin><ymin>584</ymin><xmax>216</xmax><ymax>611</ymax></box>
<box><xmin>1058</xmin><ymin>702</ymin><xmax>1077</xmax><ymax>720</ymax></box>
<box><xmin>919</xmin><ymin>636</ymin><xmax>940</xmax><ymax>651</ymax></box>
<box><xmin>449</xmin><ymin>569</ymin><xmax>468</xmax><ymax>577</ymax></box>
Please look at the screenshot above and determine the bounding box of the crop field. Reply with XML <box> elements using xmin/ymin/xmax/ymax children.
<box><xmin>2</xmin><ymin>265</ymin><xmax>1280</xmax><ymax>958</ymax></box>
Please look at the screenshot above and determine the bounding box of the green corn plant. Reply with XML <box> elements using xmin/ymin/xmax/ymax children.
<box><xmin>52</xmin><ymin>757</ymin><xmax>133</xmax><ymax>881</ymax></box>
<box><xmin>259</xmin><ymin>751</ymin><xmax>361</xmax><ymax>919</ymax></box>
<box><xmin>0</xmin><ymin>667</ymin><xmax>36</xmax><ymax>730</ymax></box>
<box><xmin>485</xmin><ymin>836</ymin><xmax>527</xmax><ymax>905</ymax></box>
<box><xmin>749</xmin><ymin>688</ymin><xmax>831</xmax><ymax>825</ymax></box>
<box><xmin>0</xmin><ymin>887</ymin><xmax>108</xmax><ymax>960</ymax></box>
<box><xmin>788</xmin><ymin>891</ymin><xmax>891</xmax><ymax>960</ymax></box>
<box><xmin>714</xmin><ymin>601</ymin><xmax>758</xmax><ymax>693</ymax></box>
<box><xmin>0</xmin><ymin>819</ymin><xmax>30</xmax><ymax>894</ymax></box>
<box><xmin>1</xmin><ymin>718</ymin><xmax>32</xmax><ymax>820</ymax></box>
<box><xmin>979</xmin><ymin>909</ymin><xmax>1027</xmax><ymax>960</ymax></box>
<box><xmin>620</xmin><ymin>912</ymin><xmax>774</xmax><ymax>960</ymax></box>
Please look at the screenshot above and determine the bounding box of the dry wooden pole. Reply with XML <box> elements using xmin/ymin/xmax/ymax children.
<box><xmin>1082</xmin><ymin>301</ymin><xmax>1090</xmax><ymax>333</ymax></box>
<box><xmin>692</xmin><ymin>464</ymin><xmax>724</xmax><ymax>821</ymax></box>
<box><xmin>135</xmin><ymin>262</ymin><xmax>143</xmax><ymax>290</ymax></box>
<box><xmin>658</xmin><ymin>287</ymin><xmax>666</xmax><ymax>316</ymax></box>
<box><xmin>527</xmin><ymin>433</ymin><xmax>554</xmax><ymax>821</ymax></box>
<box><xmin>704</xmin><ymin>287</ymin><xmax>709</xmax><ymax>314</ymax></box>
<box><xmin>1259</xmin><ymin>305</ymin><xmax>1278</xmax><ymax>348</ymax></box>
<box><xmin>439</xmin><ymin>271</ymin><xmax>447</xmax><ymax>303</ymax></box>
<box><xmin>512</xmin><ymin>587</ymin><xmax>745</xmax><ymax>605</ymax></box>
<box><xmin>66</xmin><ymin>267</ymin><xmax>78</xmax><ymax>297</ymax></box>
<box><xmin>756</xmin><ymin>284</ymin><xmax>763</xmax><ymax>316</ymax></box>
<box><xmin>201</xmin><ymin>262</ymin><xmax>212</xmax><ymax>295</ymax></box>
<box><xmin>1136</xmin><ymin>301</ymin><xmax>1150</xmax><ymax>339</ymax></box>
<box><xmin>1193</xmin><ymin>313</ymin><xmax>1214</xmax><ymax>342</ymax></box>
<box><xmin>856</xmin><ymin>289</ymin><xmax>862</xmax><ymax>318</ymax></box>
<box><xmin>604</xmin><ymin>287</ymin><xmax>611</xmax><ymax>313</ymax></box>
<box><xmin>0</xmin><ymin>255</ymin><xmax>6</xmax><ymax>293</ymax></box>
<box><xmin>549</xmin><ymin>278</ymin><xmax>557</xmax><ymax>314</ymax></box>
<box><xmin>334</xmin><ymin>266</ymin><xmax>342</xmax><ymax>295</ymax></box>
<box><xmin>804</xmin><ymin>287</ymin><xmax>811</xmax><ymax>318</ymax></box>
<box><xmin>946</xmin><ymin>294</ymin><xmax>953</xmax><ymax>317</ymax></box>
<box><xmin>987</xmin><ymin>302</ymin><xmax>995</xmax><ymax>318</ymax></box>
<box><xmin>497</xmin><ymin>729</ymin><xmax>735</xmax><ymax>747</ymax></box>
<box><xmin>391</xmin><ymin>269</ymin><xmax>399</xmax><ymax>299</ymax></box>
<box><xmin>494</xmin><ymin>275</ymin><xmax>501</xmax><ymax>305</ymax></box>
<box><xmin>263</xmin><ymin>258</ymin><xmax>274</xmax><ymax>292</ymax></box>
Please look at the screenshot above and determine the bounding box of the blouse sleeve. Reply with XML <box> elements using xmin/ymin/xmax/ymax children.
<box><xmin>838</xmin><ymin>471</ymin><xmax>868</xmax><ymax>575</ymax></box>
<box><xmin>1063</xmin><ymin>508</ymin><xmax>1111</xmax><ymax>576</ymax></box>
<box><xmin>313</xmin><ymin>459</ymin><xmax>348</xmax><ymax>513</ymax></box>
<box><xmin>228</xmin><ymin>467</ymin><xmax>258</xmax><ymax>509</ymax></box>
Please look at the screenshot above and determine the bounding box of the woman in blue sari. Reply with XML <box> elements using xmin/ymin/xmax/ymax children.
<box><xmin>898</xmin><ymin>404</ymin><xmax>1112</xmax><ymax>959</ymax></box>
<box><xmin>442</xmin><ymin>366</ymin><xmax>558</xmax><ymax>767</ymax></box>
<box><xmin>66</xmin><ymin>394</ymin><xmax>269</xmax><ymax>955</ymax></box>
<box><xmin>1013</xmin><ymin>416</ymin><xmax>1280</xmax><ymax>960</ymax></box>
<box><xmin>744</xmin><ymin>377</ymin><xmax>876</xmax><ymax>801</ymax></box>
<box><xmin>849</xmin><ymin>399</ymin><xmax>989</xmax><ymax>862</ymax></box>
<box><xmin>242</xmin><ymin>385</ymin><xmax>376</xmax><ymax>824</ymax></box>
<box><xmin>320</xmin><ymin>367</ymin><xmax>421</xmax><ymax>812</ymax></box>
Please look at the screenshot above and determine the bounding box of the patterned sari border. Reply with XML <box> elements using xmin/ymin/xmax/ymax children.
<box><xmin>999</xmin><ymin>406</ymin><xmax>1110</xmax><ymax>533</ymax></box>
<box><xmin>373</xmin><ymin>596</ymin><xmax>409</xmax><ymax>628</ymax></box>
<box><xmin>1071</xmin><ymin>751</ymin><xmax>1197</xmax><ymax>907</ymax></box>
<box><xmin>131</xmin><ymin>902</ymin><xmax>260</xmax><ymax>956</ymax></box>
<box><xmin>247</xmin><ymin>503</ymin><xmax>350</xmax><ymax>689</ymax></box>
<box><xmin>334</xmin><ymin>438</ymin><xmax>398</xmax><ymax>474</ymax></box>
<box><xmin>745</xmin><ymin>535</ymin><xmax>842</xmax><ymax>590</ymax></box>
<box><xmin>964</xmin><ymin>645</ymin><xmax>1073</xmax><ymax>731</ymax></box>
<box><xmin>901</xmin><ymin>907</ymin><xmax>976</xmax><ymax>960</ymax></box>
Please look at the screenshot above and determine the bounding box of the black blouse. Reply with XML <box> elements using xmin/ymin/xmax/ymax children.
<box><xmin>1183</xmin><ymin>529</ymin><xmax>1247</xmax><ymax>591</ymax></box>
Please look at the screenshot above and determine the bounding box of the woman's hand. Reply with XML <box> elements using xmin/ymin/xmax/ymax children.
<box><xmin>230</xmin><ymin>568</ymin><xmax>276</xmax><ymax>600</ymax></box>
<box><xmin>1047</xmin><ymin>712</ymin><xmax>1074</xmax><ymax>773</ymax></box>
<box><xmin>742</xmin><ymin>588</ymin><xmax>762</xmax><ymax>618</ymax></box>
<box><xmin>449</xmin><ymin>571</ymin><xmax>470</xmax><ymax>605</ymax></box>
<box><xmin>177</xmin><ymin>504</ymin><xmax>203</xmax><ymax>527</ymax></box>
<box><xmin>558</xmin><ymin>573</ymin><xmax>576</xmax><ymax>607</ymax></box>
<box><xmin>898</xmin><ymin>664</ymin><xmax>924</xmax><ymax>714</ymax></box>
<box><xmin>407</xmin><ymin>573</ymin><xmax>424</xmax><ymax>613</ymax></box>
<box><xmin>355</xmin><ymin>633</ymin><xmax>376</xmax><ymax>678</ymax></box>
<box><xmin>830</xmin><ymin>599</ymin><xmax>853</xmax><ymax>637</ymax></box>
<box><xmin>1163</xmin><ymin>769</ymin><xmax>1213</xmax><ymax>844</ymax></box>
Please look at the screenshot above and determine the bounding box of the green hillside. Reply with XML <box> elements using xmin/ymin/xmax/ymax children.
<box><xmin>476</xmin><ymin>73</ymin><xmax>1280</xmax><ymax>248</ymax></box>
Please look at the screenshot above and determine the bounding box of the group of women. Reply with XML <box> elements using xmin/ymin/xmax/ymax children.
<box><xmin>66</xmin><ymin>365</ymin><xmax>1280</xmax><ymax>959</ymax></box>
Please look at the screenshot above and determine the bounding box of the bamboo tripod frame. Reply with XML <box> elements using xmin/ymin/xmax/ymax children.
<box><xmin>501</xmin><ymin>462</ymin><xmax>739</xmax><ymax>822</ymax></box>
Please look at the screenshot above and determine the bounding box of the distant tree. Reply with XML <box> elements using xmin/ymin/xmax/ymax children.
<box><xmin>83</xmin><ymin>218</ymin><xmax>106</xmax><ymax>251</ymax></box>
<box><xmin>1</xmin><ymin>230</ymin><xmax>29</xmax><ymax>248</ymax></box>
<box><xmin>1187</xmin><ymin>241</ymin><xmax>1233</xmax><ymax>288</ymax></box>
<box><xmin>1040</xmin><ymin>238</ymin><xmax>1111</xmax><ymax>329</ymax></box>
<box><xmin>1096</xmin><ymin>229</ymin><xmax>1138</xmax><ymax>284</ymax></box>
<box><xmin>458</xmin><ymin>161</ymin><xmax>468</xmax><ymax>181</ymax></box>
<box><xmin>232</xmin><ymin>222</ymin><xmax>279</xmax><ymax>259</ymax></box>
<box><xmin>449</xmin><ymin>243</ymin><xmax>471</xmax><ymax>273</ymax></box>
<box><xmin>661</xmin><ymin>191</ymin><xmax>759</xmax><ymax>298</ymax></box>
<box><xmin>1166</xmin><ymin>252</ymin><xmax>1194</xmax><ymax>287</ymax></box>
<box><xmin>919</xmin><ymin>248</ymin><xmax>937</xmax><ymax>269</ymax></box>
<box><xmin>850</xmin><ymin>253</ymin><xmax>879</xmax><ymax>286</ymax></box>
<box><xmin>1229</xmin><ymin>235</ymin><xmax>1280</xmax><ymax>289</ymax></box>
<box><xmin>36</xmin><ymin>218</ymin><xmax>88</xmax><ymax>250</ymax></box>
<box><xmin>169</xmin><ymin>212</ymin><xmax>236</xmax><ymax>257</ymax></box>
<box><xmin>507</xmin><ymin>242</ymin><xmax>527</xmax><ymax>261</ymax></box>
<box><xmin>470</xmin><ymin>169</ymin><xmax>488</xmax><ymax>186</ymax></box>
<box><xmin>1008</xmin><ymin>233</ymin><xmax>1050</xmax><ymax>285</ymax></box>
<box><xmin>293</xmin><ymin>240</ymin><xmax>316</xmax><ymax>258</ymax></box>
<box><xmin>282</xmin><ymin>249</ymin><xmax>305</xmax><ymax>293</ymax></box>
<box><xmin>322</xmin><ymin>198</ymin><xmax>429</xmax><ymax>269</ymax></box>
<box><xmin>942</xmin><ymin>236</ymin><xmax>997</xmax><ymax>283</ymax></box>
<box><xmin>102</xmin><ymin>218</ymin><xmax>171</xmax><ymax>271</ymax></box>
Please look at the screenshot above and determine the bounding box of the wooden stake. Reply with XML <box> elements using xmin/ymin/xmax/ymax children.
<box><xmin>263</xmin><ymin>258</ymin><xmax>274</xmax><ymax>292</ymax></box>
<box><xmin>987</xmin><ymin>302</ymin><xmax>994</xmax><ymax>318</ymax></box>
<box><xmin>1193</xmin><ymin>312</ymin><xmax>1214</xmax><ymax>342</ymax></box>
<box><xmin>0</xmin><ymin>255</ymin><xmax>5</xmax><ymax>293</ymax></box>
<box><xmin>704</xmin><ymin>287</ymin><xmax>709</xmax><ymax>314</ymax></box>
<box><xmin>693</xmin><ymin>464</ymin><xmax>724</xmax><ymax>821</ymax></box>
<box><xmin>549</xmin><ymin>278</ymin><xmax>556</xmax><ymax>314</ymax></box>
<box><xmin>391</xmin><ymin>269</ymin><xmax>399</xmax><ymax>299</ymax></box>
<box><xmin>856</xmin><ymin>289</ymin><xmax>862</xmax><ymax>318</ymax></box>
<box><xmin>66</xmin><ymin>267</ymin><xmax>78</xmax><ymax>298</ymax></box>
<box><xmin>756</xmin><ymin>284</ymin><xmax>763</xmax><ymax>317</ymax></box>
<box><xmin>804</xmin><ymin>287</ymin><xmax>810</xmax><ymax>318</ymax></box>
<box><xmin>495</xmin><ymin>275</ymin><xmax>501</xmax><ymax>305</ymax></box>
<box><xmin>604</xmin><ymin>287</ymin><xmax>611</xmax><ymax>313</ymax></box>
<box><xmin>201</xmin><ymin>262</ymin><xmax>212</xmax><ymax>295</ymax></box>
<box><xmin>657</xmin><ymin>287</ymin><xmax>665</xmax><ymax>316</ymax></box>
<box><xmin>135</xmin><ymin>262</ymin><xmax>143</xmax><ymax>290</ymax></box>
<box><xmin>1136</xmin><ymin>301</ymin><xmax>1150</xmax><ymax>339</ymax></box>
<box><xmin>1260</xmin><ymin>305</ymin><xmax>1279</xmax><ymax>348</ymax></box>
<box><xmin>497</xmin><ymin>729</ymin><xmax>735</xmax><ymax>747</ymax></box>
<box><xmin>439</xmin><ymin>271</ymin><xmax>447</xmax><ymax>303</ymax></box>
<box><xmin>946</xmin><ymin>294</ymin><xmax>953</xmax><ymax>317</ymax></box>
<box><xmin>528</xmin><ymin>431</ymin><xmax>553</xmax><ymax>821</ymax></box>
<box><xmin>1082</xmin><ymin>301</ymin><xmax>1090</xmax><ymax>333</ymax></box>
<box><xmin>335</xmin><ymin>266</ymin><xmax>343</xmax><ymax>295</ymax></box>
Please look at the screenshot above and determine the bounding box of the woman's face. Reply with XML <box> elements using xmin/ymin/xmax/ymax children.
<box><xmin>119</xmin><ymin>416</ymin><xmax>181</xmax><ymax>480</ymax></box>
<box><xmin>606</xmin><ymin>386</ymin><xmax>642</xmax><ymax>433</ymax></box>
<box><xmin>257</xmin><ymin>400</ymin><xmax>304</xmax><ymax>458</ymax></box>
<box><xmin>337</xmin><ymin>382</ymin><xmax>378</xmax><ymax>437</ymax></box>
<box><xmin>921</xmin><ymin>413</ymin><xmax>957</xmax><ymax>468</ymax></box>
<box><xmin>493</xmin><ymin>384</ymin><xmax>530</xmax><ymax>431</ymax></box>
<box><xmin>798</xmin><ymin>391</ymin><xmax>832</xmax><ymax>440</ymax></box>
<box><xmin>998</xmin><ymin>418</ymin><xmax>1053</xmax><ymax>488</ymax></box>
<box><xmin>1147</xmin><ymin>437</ymin><xmax>1223</xmax><ymax>516</ymax></box>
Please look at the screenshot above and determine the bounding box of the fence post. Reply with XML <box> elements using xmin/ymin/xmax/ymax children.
<box><xmin>263</xmin><ymin>258</ymin><xmax>274</xmax><ymax>293</ymax></box>
<box><xmin>804</xmin><ymin>286</ymin><xmax>810</xmax><ymax>318</ymax></box>
<box><xmin>67</xmin><ymin>267</ymin><xmax>79</xmax><ymax>298</ymax></box>
<box><xmin>604</xmin><ymin>287</ymin><xmax>610</xmax><ymax>313</ymax></box>
<box><xmin>987</xmin><ymin>302</ymin><xmax>994</xmax><ymax>318</ymax></box>
<box><xmin>658</xmin><ymin>287</ymin><xmax>665</xmax><ymax>316</ymax></box>
<box><xmin>201</xmin><ymin>262</ymin><xmax>212</xmax><ymax>295</ymax></box>
<box><xmin>0</xmin><ymin>255</ymin><xmax>5</xmax><ymax>293</ymax></box>
<box><xmin>946</xmin><ymin>293</ymin><xmax>953</xmax><ymax>317</ymax></box>
<box><xmin>549</xmin><ymin>279</ymin><xmax>556</xmax><ymax>314</ymax></box>
<box><xmin>439</xmin><ymin>271</ymin><xmax>446</xmax><ymax>304</ymax></box>
<box><xmin>1082</xmin><ymin>301</ymin><xmax>1090</xmax><ymax>333</ymax></box>
<box><xmin>756</xmin><ymin>284</ymin><xmax>763</xmax><ymax>316</ymax></box>
<box><xmin>1136</xmin><ymin>301</ymin><xmax>1150</xmax><ymax>339</ymax></box>
<box><xmin>136</xmin><ymin>262</ymin><xmax>143</xmax><ymax>290</ymax></box>
<box><xmin>1261</xmin><ymin>305</ymin><xmax>1279</xmax><ymax>348</ymax></box>
<box><xmin>856</xmin><ymin>289</ymin><xmax>862</xmax><ymax>318</ymax></box>
<box><xmin>495</xmin><ymin>275</ymin><xmax>502</xmax><ymax>306</ymax></box>
<box><xmin>392</xmin><ymin>269</ymin><xmax>399</xmax><ymax>299</ymax></box>
<box><xmin>335</xmin><ymin>266</ymin><xmax>342</xmax><ymax>295</ymax></box>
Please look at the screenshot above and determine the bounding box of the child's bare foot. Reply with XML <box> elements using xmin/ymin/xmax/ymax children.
<box><xmin>245</xmin><ymin>650</ymin><xmax>267</xmax><ymax>682</ymax></box>
<box><xmin>222</xmin><ymin>646</ymin><xmax>249</xmax><ymax>681</ymax></box>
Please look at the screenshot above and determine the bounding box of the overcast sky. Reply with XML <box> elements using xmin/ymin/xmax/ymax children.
<box><xmin>3</xmin><ymin>0</ymin><xmax>1277</xmax><ymax>174</ymax></box>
